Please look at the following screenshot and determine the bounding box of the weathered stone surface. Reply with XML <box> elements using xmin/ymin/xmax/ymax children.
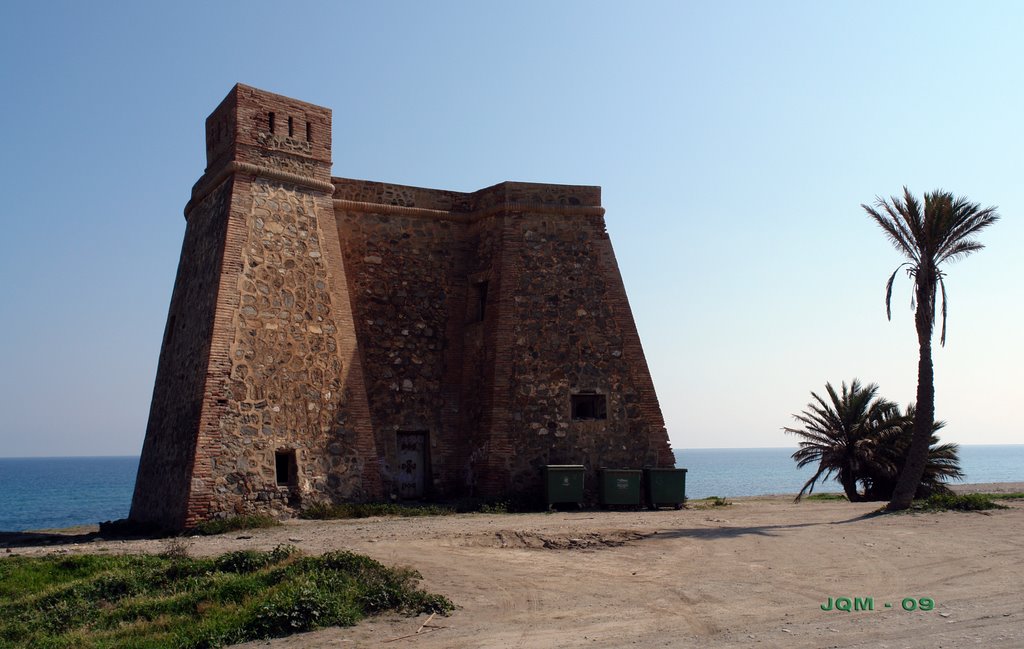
<box><xmin>130</xmin><ymin>84</ymin><xmax>672</xmax><ymax>531</ymax></box>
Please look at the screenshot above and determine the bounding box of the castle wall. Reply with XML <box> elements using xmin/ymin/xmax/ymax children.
<box><xmin>131</xmin><ymin>84</ymin><xmax>673</xmax><ymax>529</ymax></box>
<box><xmin>195</xmin><ymin>178</ymin><xmax>378</xmax><ymax>520</ymax></box>
<box><xmin>464</xmin><ymin>183</ymin><xmax>673</xmax><ymax>500</ymax></box>
<box><xmin>459</xmin><ymin>214</ymin><xmax>505</xmax><ymax>497</ymax></box>
<box><xmin>132</xmin><ymin>86</ymin><xmax>383</xmax><ymax>530</ymax></box>
<box><xmin>498</xmin><ymin>208</ymin><xmax>673</xmax><ymax>497</ymax></box>
<box><xmin>130</xmin><ymin>180</ymin><xmax>232</xmax><ymax>528</ymax></box>
<box><xmin>333</xmin><ymin>182</ymin><xmax>470</xmax><ymax>498</ymax></box>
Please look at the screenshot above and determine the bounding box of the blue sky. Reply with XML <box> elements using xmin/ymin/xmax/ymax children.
<box><xmin>1</xmin><ymin>1</ymin><xmax>1021</xmax><ymax>456</ymax></box>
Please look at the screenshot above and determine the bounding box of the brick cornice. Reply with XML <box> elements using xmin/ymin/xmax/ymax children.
<box><xmin>185</xmin><ymin>162</ymin><xmax>334</xmax><ymax>219</ymax></box>
<box><xmin>331</xmin><ymin>199</ymin><xmax>605</xmax><ymax>222</ymax></box>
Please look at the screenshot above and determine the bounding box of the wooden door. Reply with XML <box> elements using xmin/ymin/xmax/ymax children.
<box><xmin>396</xmin><ymin>431</ymin><xmax>428</xmax><ymax>499</ymax></box>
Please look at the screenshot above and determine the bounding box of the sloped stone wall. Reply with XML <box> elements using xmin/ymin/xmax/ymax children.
<box><xmin>500</xmin><ymin>210</ymin><xmax>672</xmax><ymax>496</ymax></box>
<box><xmin>130</xmin><ymin>181</ymin><xmax>231</xmax><ymax>529</ymax></box>
<box><xmin>199</xmin><ymin>179</ymin><xmax>374</xmax><ymax>519</ymax></box>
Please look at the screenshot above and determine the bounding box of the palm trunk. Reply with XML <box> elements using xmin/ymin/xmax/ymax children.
<box><xmin>841</xmin><ymin>473</ymin><xmax>861</xmax><ymax>502</ymax></box>
<box><xmin>887</xmin><ymin>274</ymin><xmax>936</xmax><ymax>510</ymax></box>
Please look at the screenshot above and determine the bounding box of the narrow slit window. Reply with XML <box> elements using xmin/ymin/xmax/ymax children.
<box><xmin>474</xmin><ymin>281</ymin><xmax>489</xmax><ymax>322</ymax></box>
<box><xmin>268</xmin><ymin>112</ymin><xmax>276</xmax><ymax>133</ymax></box>
<box><xmin>288</xmin><ymin>116</ymin><xmax>294</xmax><ymax>137</ymax></box>
<box><xmin>571</xmin><ymin>394</ymin><xmax>607</xmax><ymax>421</ymax></box>
<box><xmin>275</xmin><ymin>450</ymin><xmax>295</xmax><ymax>486</ymax></box>
<box><xmin>306</xmin><ymin>121</ymin><xmax>312</xmax><ymax>142</ymax></box>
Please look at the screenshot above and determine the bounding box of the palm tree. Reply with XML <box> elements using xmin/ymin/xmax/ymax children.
<box><xmin>862</xmin><ymin>189</ymin><xmax>998</xmax><ymax>510</ymax></box>
<box><xmin>861</xmin><ymin>404</ymin><xmax>964</xmax><ymax>501</ymax></box>
<box><xmin>784</xmin><ymin>380</ymin><xmax>901</xmax><ymax>501</ymax></box>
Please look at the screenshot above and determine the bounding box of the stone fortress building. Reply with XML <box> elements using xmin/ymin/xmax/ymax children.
<box><xmin>130</xmin><ymin>84</ymin><xmax>674</xmax><ymax>530</ymax></box>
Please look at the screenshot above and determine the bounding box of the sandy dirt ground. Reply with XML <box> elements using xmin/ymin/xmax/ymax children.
<box><xmin>4</xmin><ymin>483</ymin><xmax>1023</xmax><ymax>648</ymax></box>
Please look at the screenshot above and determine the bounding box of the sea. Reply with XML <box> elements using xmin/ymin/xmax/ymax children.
<box><xmin>1</xmin><ymin>446</ymin><xmax>1022</xmax><ymax>532</ymax></box>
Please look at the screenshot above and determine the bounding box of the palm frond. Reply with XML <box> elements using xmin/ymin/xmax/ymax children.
<box><xmin>938</xmin><ymin>239</ymin><xmax>985</xmax><ymax>265</ymax></box>
<box><xmin>865</xmin><ymin>187</ymin><xmax>998</xmax><ymax>346</ymax></box>
<box><xmin>883</xmin><ymin>265</ymin><xmax>900</xmax><ymax>321</ymax></box>
<box><xmin>898</xmin><ymin>187</ymin><xmax>926</xmax><ymax>252</ymax></box>
<box><xmin>939</xmin><ymin>277</ymin><xmax>948</xmax><ymax>346</ymax></box>
<box><xmin>936</xmin><ymin>200</ymin><xmax>1000</xmax><ymax>262</ymax></box>
<box><xmin>795</xmin><ymin>462</ymin><xmax>830</xmax><ymax>501</ymax></box>
<box><xmin>863</xmin><ymin>202</ymin><xmax>919</xmax><ymax>262</ymax></box>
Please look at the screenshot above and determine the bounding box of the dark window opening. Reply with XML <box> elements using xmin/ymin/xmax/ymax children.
<box><xmin>275</xmin><ymin>450</ymin><xmax>296</xmax><ymax>487</ymax></box>
<box><xmin>473</xmin><ymin>280</ymin><xmax>489</xmax><ymax>322</ymax></box>
<box><xmin>306</xmin><ymin>121</ymin><xmax>312</xmax><ymax>142</ymax></box>
<box><xmin>268</xmin><ymin>112</ymin><xmax>276</xmax><ymax>133</ymax></box>
<box><xmin>571</xmin><ymin>393</ymin><xmax>607</xmax><ymax>420</ymax></box>
<box><xmin>288</xmin><ymin>116</ymin><xmax>294</xmax><ymax>137</ymax></box>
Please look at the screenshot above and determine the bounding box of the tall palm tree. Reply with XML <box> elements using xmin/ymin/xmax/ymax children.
<box><xmin>784</xmin><ymin>380</ymin><xmax>900</xmax><ymax>501</ymax></box>
<box><xmin>862</xmin><ymin>188</ymin><xmax>998</xmax><ymax>510</ymax></box>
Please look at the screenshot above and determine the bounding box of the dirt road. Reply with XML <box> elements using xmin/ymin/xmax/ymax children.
<box><xmin>8</xmin><ymin>487</ymin><xmax>1023</xmax><ymax>648</ymax></box>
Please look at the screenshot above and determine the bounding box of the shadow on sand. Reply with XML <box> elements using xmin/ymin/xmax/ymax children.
<box><xmin>0</xmin><ymin>529</ymin><xmax>106</xmax><ymax>549</ymax></box>
<box><xmin>652</xmin><ymin>510</ymin><xmax>884</xmax><ymax>541</ymax></box>
<box><xmin>0</xmin><ymin>519</ymin><xmax>172</xmax><ymax>550</ymax></box>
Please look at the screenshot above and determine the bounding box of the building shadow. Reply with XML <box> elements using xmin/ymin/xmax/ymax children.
<box><xmin>0</xmin><ymin>530</ymin><xmax>104</xmax><ymax>549</ymax></box>
<box><xmin>651</xmin><ymin>510</ymin><xmax>883</xmax><ymax>541</ymax></box>
<box><xmin>0</xmin><ymin>519</ymin><xmax>172</xmax><ymax>550</ymax></box>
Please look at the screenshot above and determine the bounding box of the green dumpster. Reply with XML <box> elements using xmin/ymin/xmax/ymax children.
<box><xmin>645</xmin><ymin>467</ymin><xmax>687</xmax><ymax>509</ymax></box>
<box><xmin>543</xmin><ymin>465</ymin><xmax>585</xmax><ymax>508</ymax></box>
<box><xmin>598</xmin><ymin>468</ymin><xmax>642</xmax><ymax>507</ymax></box>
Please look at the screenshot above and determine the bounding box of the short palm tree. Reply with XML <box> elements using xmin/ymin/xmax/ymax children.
<box><xmin>861</xmin><ymin>404</ymin><xmax>964</xmax><ymax>501</ymax></box>
<box><xmin>784</xmin><ymin>380</ymin><xmax>901</xmax><ymax>501</ymax></box>
<box><xmin>862</xmin><ymin>189</ymin><xmax>998</xmax><ymax>510</ymax></box>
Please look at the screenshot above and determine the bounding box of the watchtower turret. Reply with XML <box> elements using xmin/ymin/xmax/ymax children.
<box><xmin>131</xmin><ymin>84</ymin><xmax>380</xmax><ymax>531</ymax></box>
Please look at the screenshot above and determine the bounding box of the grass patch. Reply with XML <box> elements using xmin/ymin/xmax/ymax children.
<box><xmin>193</xmin><ymin>515</ymin><xmax>281</xmax><ymax>536</ymax></box>
<box><xmin>805</xmin><ymin>493</ymin><xmax>848</xmax><ymax>501</ymax></box>
<box><xmin>980</xmin><ymin>492</ymin><xmax>1024</xmax><ymax>500</ymax></box>
<box><xmin>692</xmin><ymin>496</ymin><xmax>730</xmax><ymax>508</ymax></box>
<box><xmin>909</xmin><ymin>493</ymin><xmax>1008</xmax><ymax>512</ymax></box>
<box><xmin>299</xmin><ymin>503</ymin><xmax>456</xmax><ymax>520</ymax></box>
<box><xmin>0</xmin><ymin>545</ymin><xmax>452</xmax><ymax>648</ymax></box>
<box><xmin>480</xmin><ymin>502</ymin><xmax>509</xmax><ymax>514</ymax></box>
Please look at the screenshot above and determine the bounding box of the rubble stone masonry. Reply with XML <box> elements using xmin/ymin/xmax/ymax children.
<box><xmin>130</xmin><ymin>84</ymin><xmax>673</xmax><ymax>530</ymax></box>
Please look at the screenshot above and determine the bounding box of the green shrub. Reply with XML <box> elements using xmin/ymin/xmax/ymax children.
<box><xmin>912</xmin><ymin>493</ymin><xmax>1007</xmax><ymax>512</ymax></box>
<box><xmin>215</xmin><ymin>545</ymin><xmax>296</xmax><ymax>574</ymax></box>
<box><xmin>804</xmin><ymin>493</ymin><xmax>847</xmax><ymax>501</ymax></box>
<box><xmin>699</xmin><ymin>496</ymin><xmax>730</xmax><ymax>507</ymax></box>
<box><xmin>982</xmin><ymin>492</ymin><xmax>1024</xmax><ymax>500</ymax></box>
<box><xmin>477</xmin><ymin>501</ymin><xmax>509</xmax><ymax>514</ymax></box>
<box><xmin>0</xmin><ymin>545</ymin><xmax>452</xmax><ymax>648</ymax></box>
<box><xmin>194</xmin><ymin>514</ymin><xmax>281</xmax><ymax>535</ymax></box>
<box><xmin>299</xmin><ymin>502</ymin><xmax>454</xmax><ymax>520</ymax></box>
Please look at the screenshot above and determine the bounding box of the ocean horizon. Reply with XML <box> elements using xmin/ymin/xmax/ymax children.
<box><xmin>2</xmin><ymin>445</ymin><xmax>1022</xmax><ymax>532</ymax></box>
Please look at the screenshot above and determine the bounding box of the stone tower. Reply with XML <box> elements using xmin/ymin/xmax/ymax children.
<box><xmin>130</xmin><ymin>84</ymin><xmax>673</xmax><ymax>531</ymax></box>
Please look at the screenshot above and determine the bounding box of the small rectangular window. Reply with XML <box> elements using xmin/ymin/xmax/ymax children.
<box><xmin>288</xmin><ymin>116</ymin><xmax>294</xmax><ymax>137</ymax></box>
<box><xmin>268</xmin><ymin>112</ymin><xmax>276</xmax><ymax>133</ymax></box>
<box><xmin>306</xmin><ymin>121</ymin><xmax>312</xmax><ymax>142</ymax></box>
<box><xmin>275</xmin><ymin>450</ymin><xmax>295</xmax><ymax>486</ymax></box>
<box><xmin>571</xmin><ymin>393</ymin><xmax>607</xmax><ymax>420</ymax></box>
